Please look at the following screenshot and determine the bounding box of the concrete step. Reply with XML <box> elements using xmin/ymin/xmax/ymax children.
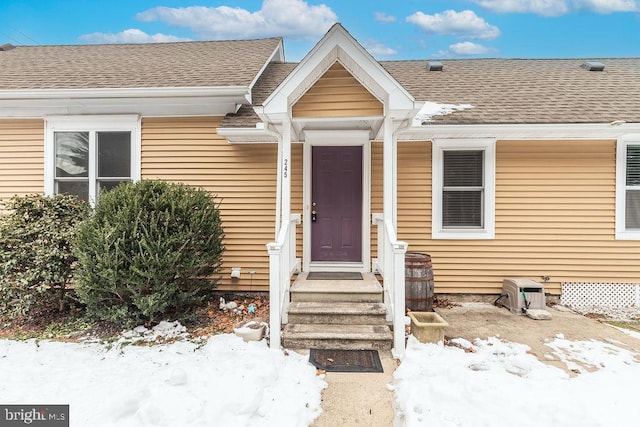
<box><xmin>290</xmin><ymin>272</ymin><xmax>383</xmax><ymax>303</ymax></box>
<box><xmin>282</xmin><ymin>323</ymin><xmax>393</xmax><ymax>350</ymax></box>
<box><xmin>288</xmin><ymin>301</ymin><xmax>387</xmax><ymax>325</ymax></box>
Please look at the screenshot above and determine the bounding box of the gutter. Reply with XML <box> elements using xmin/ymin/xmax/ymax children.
<box><xmin>0</xmin><ymin>86</ymin><xmax>251</xmax><ymax>101</ymax></box>
<box><xmin>397</xmin><ymin>122</ymin><xmax>640</xmax><ymax>141</ymax></box>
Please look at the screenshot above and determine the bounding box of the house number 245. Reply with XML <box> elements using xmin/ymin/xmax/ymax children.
<box><xmin>283</xmin><ymin>159</ymin><xmax>288</xmax><ymax>178</ymax></box>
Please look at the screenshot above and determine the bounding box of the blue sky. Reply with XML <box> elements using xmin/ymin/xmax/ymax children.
<box><xmin>1</xmin><ymin>0</ymin><xmax>639</xmax><ymax>61</ymax></box>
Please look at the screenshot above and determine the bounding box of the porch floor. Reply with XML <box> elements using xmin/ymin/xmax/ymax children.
<box><xmin>290</xmin><ymin>272</ymin><xmax>383</xmax><ymax>300</ymax></box>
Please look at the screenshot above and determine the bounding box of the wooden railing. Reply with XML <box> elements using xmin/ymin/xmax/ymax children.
<box><xmin>372</xmin><ymin>213</ymin><xmax>408</xmax><ymax>357</ymax></box>
<box><xmin>266</xmin><ymin>213</ymin><xmax>301</xmax><ymax>350</ymax></box>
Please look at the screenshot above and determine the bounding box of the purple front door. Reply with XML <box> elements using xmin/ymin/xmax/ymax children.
<box><xmin>311</xmin><ymin>146</ymin><xmax>363</xmax><ymax>262</ymax></box>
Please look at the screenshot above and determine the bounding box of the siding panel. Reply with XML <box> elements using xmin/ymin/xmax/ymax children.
<box><xmin>395</xmin><ymin>139</ymin><xmax>640</xmax><ymax>295</ymax></box>
<box><xmin>292</xmin><ymin>62</ymin><xmax>383</xmax><ymax>118</ymax></box>
<box><xmin>141</xmin><ymin>117</ymin><xmax>303</xmax><ymax>292</ymax></box>
<box><xmin>0</xmin><ymin>119</ymin><xmax>44</xmax><ymax>200</ymax></box>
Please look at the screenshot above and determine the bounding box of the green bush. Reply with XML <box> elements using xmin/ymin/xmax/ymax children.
<box><xmin>0</xmin><ymin>194</ymin><xmax>89</xmax><ymax>316</ymax></box>
<box><xmin>74</xmin><ymin>180</ymin><xmax>225</xmax><ymax>327</ymax></box>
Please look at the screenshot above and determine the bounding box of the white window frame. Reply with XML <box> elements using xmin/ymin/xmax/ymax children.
<box><xmin>432</xmin><ymin>138</ymin><xmax>496</xmax><ymax>239</ymax></box>
<box><xmin>44</xmin><ymin>115</ymin><xmax>141</xmax><ymax>205</ymax></box>
<box><xmin>615</xmin><ymin>134</ymin><xmax>640</xmax><ymax>240</ymax></box>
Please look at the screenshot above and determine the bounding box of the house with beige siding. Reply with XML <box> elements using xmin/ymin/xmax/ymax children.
<box><xmin>1</xmin><ymin>24</ymin><xmax>640</xmax><ymax>356</ymax></box>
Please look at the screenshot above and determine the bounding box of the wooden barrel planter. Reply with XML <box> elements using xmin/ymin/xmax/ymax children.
<box><xmin>405</xmin><ymin>252</ymin><xmax>434</xmax><ymax>311</ymax></box>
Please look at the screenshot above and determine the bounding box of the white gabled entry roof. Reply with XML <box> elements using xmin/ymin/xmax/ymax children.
<box><xmin>256</xmin><ymin>23</ymin><xmax>420</xmax><ymax>139</ymax></box>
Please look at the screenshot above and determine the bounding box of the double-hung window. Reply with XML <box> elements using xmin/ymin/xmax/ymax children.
<box><xmin>432</xmin><ymin>139</ymin><xmax>496</xmax><ymax>239</ymax></box>
<box><xmin>616</xmin><ymin>135</ymin><xmax>640</xmax><ymax>239</ymax></box>
<box><xmin>45</xmin><ymin>116</ymin><xmax>141</xmax><ymax>205</ymax></box>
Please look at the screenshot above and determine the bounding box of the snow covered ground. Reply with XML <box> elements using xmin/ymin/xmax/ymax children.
<box><xmin>2</xmin><ymin>319</ymin><xmax>639</xmax><ymax>427</ymax></box>
<box><xmin>0</xmin><ymin>328</ymin><xmax>326</xmax><ymax>427</ymax></box>
<box><xmin>394</xmin><ymin>333</ymin><xmax>640</xmax><ymax>427</ymax></box>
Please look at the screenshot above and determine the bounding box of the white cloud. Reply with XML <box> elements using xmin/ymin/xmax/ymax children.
<box><xmin>374</xmin><ymin>12</ymin><xmax>396</xmax><ymax>23</ymax></box>
<box><xmin>471</xmin><ymin>0</ymin><xmax>571</xmax><ymax>16</ymax></box>
<box><xmin>364</xmin><ymin>40</ymin><xmax>397</xmax><ymax>56</ymax></box>
<box><xmin>406</xmin><ymin>10</ymin><xmax>501</xmax><ymax>40</ymax></box>
<box><xmin>136</xmin><ymin>0</ymin><xmax>337</xmax><ymax>40</ymax></box>
<box><xmin>78</xmin><ymin>29</ymin><xmax>191</xmax><ymax>44</ymax></box>
<box><xmin>574</xmin><ymin>0</ymin><xmax>640</xmax><ymax>13</ymax></box>
<box><xmin>472</xmin><ymin>0</ymin><xmax>639</xmax><ymax>15</ymax></box>
<box><xmin>449</xmin><ymin>41</ymin><xmax>497</xmax><ymax>55</ymax></box>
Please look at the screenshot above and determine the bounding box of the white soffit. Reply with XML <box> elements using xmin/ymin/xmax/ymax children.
<box><xmin>217</xmin><ymin>127</ymin><xmax>278</xmax><ymax>144</ymax></box>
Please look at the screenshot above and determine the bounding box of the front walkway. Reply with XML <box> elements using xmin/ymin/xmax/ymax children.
<box><xmin>311</xmin><ymin>350</ymin><xmax>398</xmax><ymax>426</ymax></box>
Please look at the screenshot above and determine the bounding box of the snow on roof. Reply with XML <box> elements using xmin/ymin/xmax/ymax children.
<box><xmin>412</xmin><ymin>101</ymin><xmax>474</xmax><ymax>126</ymax></box>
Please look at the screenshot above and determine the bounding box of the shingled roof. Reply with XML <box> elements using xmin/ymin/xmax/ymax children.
<box><xmin>1</xmin><ymin>37</ymin><xmax>639</xmax><ymax>126</ymax></box>
<box><xmin>222</xmin><ymin>62</ymin><xmax>297</xmax><ymax>128</ymax></box>
<box><xmin>382</xmin><ymin>58</ymin><xmax>640</xmax><ymax>124</ymax></box>
<box><xmin>0</xmin><ymin>38</ymin><xmax>282</xmax><ymax>89</ymax></box>
<box><xmin>222</xmin><ymin>57</ymin><xmax>640</xmax><ymax>127</ymax></box>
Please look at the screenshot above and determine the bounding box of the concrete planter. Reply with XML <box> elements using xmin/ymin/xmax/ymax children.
<box><xmin>408</xmin><ymin>311</ymin><xmax>448</xmax><ymax>344</ymax></box>
<box><xmin>233</xmin><ymin>320</ymin><xmax>269</xmax><ymax>342</ymax></box>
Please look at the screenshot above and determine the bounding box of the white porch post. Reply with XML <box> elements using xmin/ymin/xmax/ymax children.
<box><xmin>383</xmin><ymin>115</ymin><xmax>407</xmax><ymax>357</ymax></box>
<box><xmin>274</xmin><ymin>131</ymin><xmax>283</xmax><ymax>237</ymax></box>
<box><xmin>281</xmin><ymin>118</ymin><xmax>292</xmax><ymax>326</ymax></box>
<box><xmin>281</xmin><ymin>118</ymin><xmax>292</xmax><ymax>221</ymax></box>
<box><xmin>392</xmin><ymin>240</ymin><xmax>408</xmax><ymax>356</ymax></box>
<box><xmin>383</xmin><ymin>118</ymin><xmax>394</xmax><ymax>224</ymax></box>
<box><xmin>268</xmin><ymin>118</ymin><xmax>292</xmax><ymax>350</ymax></box>
<box><xmin>268</xmin><ymin>242</ymin><xmax>282</xmax><ymax>350</ymax></box>
<box><xmin>382</xmin><ymin>116</ymin><xmax>397</xmax><ymax>229</ymax></box>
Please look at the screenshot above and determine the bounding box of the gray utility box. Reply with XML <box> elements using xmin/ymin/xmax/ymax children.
<box><xmin>500</xmin><ymin>278</ymin><xmax>546</xmax><ymax>315</ymax></box>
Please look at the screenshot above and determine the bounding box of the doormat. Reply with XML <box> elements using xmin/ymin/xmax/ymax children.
<box><xmin>306</xmin><ymin>272</ymin><xmax>363</xmax><ymax>280</ymax></box>
<box><xmin>309</xmin><ymin>349</ymin><xmax>383</xmax><ymax>373</ymax></box>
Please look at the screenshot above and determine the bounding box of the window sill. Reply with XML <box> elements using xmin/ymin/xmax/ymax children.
<box><xmin>432</xmin><ymin>229</ymin><xmax>495</xmax><ymax>240</ymax></box>
<box><xmin>615</xmin><ymin>230</ymin><xmax>640</xmax><ymax>240</ymax></box>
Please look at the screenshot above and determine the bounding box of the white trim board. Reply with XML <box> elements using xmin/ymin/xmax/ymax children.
<box><xmin>615</xmin><ymin>133</ymin><xmax>640</xmax><ymax>240</ymax></box>
<box><xmin>44</xmin><ymin>115</ymin><xmax>142</xmax><ymax>205</ymax></box>
<box><xmin>431</xmin><ymin>138</ymin><xmax>496</xmax><ymax>240</ymax></box>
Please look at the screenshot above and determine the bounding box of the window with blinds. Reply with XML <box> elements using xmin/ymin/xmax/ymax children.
<box><xmin>625</xmin><ymin>144</ymin><xmax>640</xmax><ymax>229</ymax></box>
<box><xmin>442</xmin><ymin>150</ymin><xmax>484</xmax><ymax>228</ymax></box>
<box><xmin>432</xmin><ymin>138</ymin><xmax>495</xmax><ymax>239</ymax></box>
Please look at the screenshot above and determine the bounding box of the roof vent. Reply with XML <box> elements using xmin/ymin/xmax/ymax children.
<box><xmin>0</xmin><ymin>43</ymin><xmax>15</xmax><ymax>51</ymax></box>
<box><xmin>581</xmin><ymin>61</ymin><xmax>605</xmax><ymax>71</ymax></box>
<box><xmin>427</xmin><ymin>61</ymin><xmax>443</xmax><ymax>71</ymax></box>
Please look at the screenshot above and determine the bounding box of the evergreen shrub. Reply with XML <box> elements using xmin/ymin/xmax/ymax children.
<box><xmin>74</xmin><ymin>180</ymin><xmax>224</xmax><ymax>327</ymax></box>
<box><xmin>0</xmin><ymin>194</ymin><xmax>89</xmax><ymax>316</ymax></box>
